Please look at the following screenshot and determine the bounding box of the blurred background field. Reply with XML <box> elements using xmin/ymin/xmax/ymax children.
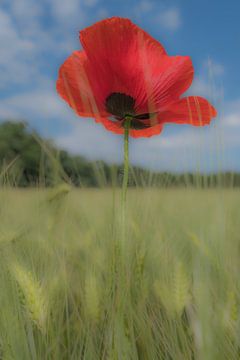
<box><xmin>1</xmin><ymin>185</ymin><xmax>240</xmax><ymax>359</ymax></box>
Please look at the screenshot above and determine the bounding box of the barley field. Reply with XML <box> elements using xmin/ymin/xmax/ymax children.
<box><xmin>0</xmin><ymin>186</ymin><xmax>240</xmax><ymax>359</ymax></box>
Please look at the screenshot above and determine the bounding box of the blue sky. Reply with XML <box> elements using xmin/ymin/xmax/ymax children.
<box><xmin>1</xmin><ymin>0</ymin><xmax>240</xmax><ymax>172</ymax></box>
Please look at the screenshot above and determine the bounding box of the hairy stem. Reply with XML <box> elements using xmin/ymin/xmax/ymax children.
<box><xmin>122</xmin><ymin>118</ymin><xmax>131</xmax><ymax>207</ymax></box>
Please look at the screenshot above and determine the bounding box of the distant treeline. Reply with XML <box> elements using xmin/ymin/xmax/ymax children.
<box><xmin>0</xmin><ymin>120</ymin><xmax>239</xmax><ymax>188</ymax></box>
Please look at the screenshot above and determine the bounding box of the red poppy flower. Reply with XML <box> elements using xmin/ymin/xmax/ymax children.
<box><xmin>56</xmin><ymin>17</ymin><xmax>217</xmax><ymax>138</ymax></box>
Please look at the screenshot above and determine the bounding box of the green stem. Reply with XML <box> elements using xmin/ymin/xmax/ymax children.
<box><xmin>122</xmin><ymin>118</ymin><xmax>130</xmax><ymax>207</ymax></box>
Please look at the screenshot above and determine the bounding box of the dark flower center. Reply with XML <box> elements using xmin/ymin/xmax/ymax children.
<box><xmin>105</xmin><ymin>93</ymin><xmax>135</xmax><ymax>119</ymax></box>
<box><xmin>105</xmin><ymin>92</ymin><xmax>156</xmax><ymax>129</ymax></box>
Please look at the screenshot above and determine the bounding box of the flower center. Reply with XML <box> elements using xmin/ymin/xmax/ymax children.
<box><xmin>105</xmin><ymin>92</ymin><xmax>156</xmax><ymax>129</ymax></box>
<box><xmin>105</xmin><ymin>93</ymin><xmax>135</xmax><ymax>119</ymax></box>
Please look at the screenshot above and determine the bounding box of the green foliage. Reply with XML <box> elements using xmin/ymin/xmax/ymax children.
<box><xmin>0</xmin><ymin>121</ymin><xmax>98</xmax><ymax>187</ymax></box>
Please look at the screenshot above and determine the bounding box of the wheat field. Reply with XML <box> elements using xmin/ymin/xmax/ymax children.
<box><xmin>0</xmin><ymin>186</ymin><xmax>240</xmax><ymax>359</ymax></box>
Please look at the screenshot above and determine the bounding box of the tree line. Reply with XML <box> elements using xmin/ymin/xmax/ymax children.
<box><xmin>0</xmin><ymin>120</ymin><xmax>239</xmax><ymax>188</ymax></box>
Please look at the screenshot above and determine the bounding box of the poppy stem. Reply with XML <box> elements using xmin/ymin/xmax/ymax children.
<box><xmin>122</xmin><ymin>118</ymin><xmax>130</xmax><ymax>207</ymax></box>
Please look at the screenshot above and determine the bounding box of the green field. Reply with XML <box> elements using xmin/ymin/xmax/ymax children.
<box><xmin>0</xmin><ymin>187</ymin><xmax>240</xmax><ymax>359</ymax></box>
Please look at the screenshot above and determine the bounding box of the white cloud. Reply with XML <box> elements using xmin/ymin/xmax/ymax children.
<box><xmin>0</xmin><ymin>9</ymin><xmax>39</xmax><ymax>89</ymax></box>
<box><xmin>222</xmin><ymin>100</ymin><xmax>240</xmax><ymax>129</ymax></box>
<box><xmin>0</xmin><ymin>1</ymin><xmax>88</xmax><ymax>90</ymax></box>
<box><xmin>96</xmin><ymin>8</ymin><xmax>109</xmax><ymax>19</ymax></box>
<box><xmin>225</xmin><ymin>114</ymin><xmax>240</xmax><ymax>128</ymax></box>
<box><xmin>0</xmin><ymin>9</ymin><xmax>34</xmax><ymax>54</ymax></box>
<box><xmin>188</xmin><ymin>58</ymin><xmax>225</xmax><ymax>102</ymax></box>
<box><xmin>189</xmin><ymin>77</ymin><xmax>212</xmax><ymax>98</ymax></box>
<box><xmin>188</xmin><ymin>77</ymin><xmax>224</xmax><ymax>102</ymax></box>
<box><xmin>133</xmin><ymin>2</ymin><xmax>182</xmax><ymax>32</ymax></box>
<box><xmin>157</xmin><ymin>7</ymin><xmax>182</xmax><ymax>31</ymax></box>
<box><xmin>83</xmin><ymin>0</ymin><xmax>99</xmax><ymax>7</ymax></box>
<box><xmin>204</xmin><ymin>58</ymin><xmax>224</xmax><ymax>77</ymax></box>
<box><xmin>9</xmin><ymin>0</ymin><xmax>43</xmax><ymax>25</ymax></box>
<box><xmin>0</xmin><ymin>86</ymin><xmax>70</xmax><ymax>120</ymax></box>
<box><xmin>47</xmin><ymin>0</ymin><xmax>84</xmax><ymax>24</ymax></box>
<box><xmin>138</xmin><ymin>0</ymin><xmax>154</xmax><ymax>12</ymax></box>
<box><xmin>56</xmin><ymin>121</ymin><xmax>123</xmax><ymax>162</ymax></box>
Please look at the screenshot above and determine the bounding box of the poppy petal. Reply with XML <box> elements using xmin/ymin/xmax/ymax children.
<box><xmin>79</xmin><ymin>17</ymin><xmax>168</xmax><ymax>111</ymax></box>
<box><xmin>56</xmin><ymin>51</ymin><xmax>108</xmax><ymax>117</ymax></box>
<box><xmin>96</xmin><ymin>116</ymin><xmax>163</xmax><ymax>138</ymax></box>
<box><xmin>96</xmin><ymin>117</ymin><xmax>124</xmax><ymax>135</ymax></box>
<box><xmin>129</xmin><ymin>124</ymin><xmax>163</xmax><ymax>138</ymax></box>
<box><xmin>57</xmin><ymin>17</ymin><xmax>217</xmax><ymax>141</ymax></box>
<box><xmin>80</xmin><ymin>17</ymin><xmax>166</xmax><ymax>60</ymax></box>
<box><xmin>157</xmin><ymin>96</ymin><xmax>217</xmax><ymax>126</ymax></box>
<box><xmin>80</xmin><ymin>18</ymin><xmax>194</xmax><ymax>114</ymax></box>
<box><xmin>140</xmin><ymin>55</ymin><xmax>194</xmax><ymax>113</ymax></box>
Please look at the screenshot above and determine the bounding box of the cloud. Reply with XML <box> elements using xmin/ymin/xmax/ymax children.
<box><xmin>56</xmin><ymin>121</ymin><xmax>123</xmax><ymax>162</ymax></box>
<box><xmin>83</xmin><ymin>0</ymin><xmax>99</xmax><ymax>7</ymax></box>
<box><xmin>204</xmin><ymin>59</ymin><xmax>225</xmax><ymax>77</ymax></box>
<box><xmin>134</xmin><ymin>3</ymin><xmax>182</xmax><ymax>32</ymax></box>
<box><xmin>134</xmin><ymin>0</ymin><xmax>154</xmax><ymax>17</ymax></box>
<box><xmin>156</xmin><ymin>7</ymin><xmax>182</xmax><ymax>31</ymax></box>
<box><xmin>0</xmin><ymin>85</ymin><xmax>70</xmax><ymax>120</ymax></box>
<box><xmin>0</xmin><ymin>0</ymin><xmax>102</xmax><ymax>91</ymax></box>
<box><xmin>0</xmin><ymin>9</ymin><xmax>34</xmax><ymax>55</ymax></box>
<box><xmin>138</xmin><ymin>0</ymin><xmax>154</xmax><ymax>12</ymax></box>
<box><xmin>8</xmin><ymin>0</ymin><xmax>43</xmax><ymax>27</ymax></box>
<box><xmin>189</xmin><ymin>78</ymin><xmax>212</xmax><ymax>98</ymax></box>
<box><xmin>0</xmin><ymin>8</ymin><xmax>39</xmax><ymax>89</ymax></box>
<box><xmin>223</xmin><ymin>113</ymin><xmax>240</xmax><ymax>128</ymax></box>
<box><xmin>187</xmin><ymin>58</ymin><xmax>225</xmax><ymax>103</ymax></box>
<box><xmin>189</xmin><ymin>77</ymin><xmax>223</xmax><ymax>102</ymax></box>
<box><xmin>47</xmin><ymin>0</ymin><xmax>85</xmax><ymax>26</ymax></box>
<box><xmin>222</xmin><ymin>100</ymin><xmax>240</xmax><ymax>129</ymax></box>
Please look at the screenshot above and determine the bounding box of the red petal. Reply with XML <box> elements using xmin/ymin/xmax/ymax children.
<box><xmin>80</xmin><ymin>17</ymin><xmax>166</xmax><ymax>60</ymax></box>
<box><xmin>96</xmin><ymin>117</ymin><xmax>124</xmax><ymax>135</ymax></box>
<box><xmin>141</xmin><ymin>55</ymin><xmax>194</xmax><ymax>113</ymax></box>
<box><xmin>157</xmin><ymin>96</ymin><xmax>217</xmax><ymax>126</ymax></box>
<box><xmin>96</xmin><ymin>116</ymin><xmax>163</xmax><ymax>138</ymax></box>
<box><xmin>129</xmin><ymin>124</ymin><xmax>163</xmax><ymax>138</ymax></box>
<box><xmin>56</xmin><ymin>51</ymin><xmax>108</xmax><ymax>117</ymax></box>
<box><xmin>79</xmin><ymin>17</ymin><xmax>169</xmax><ymax>111</ymax></box>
